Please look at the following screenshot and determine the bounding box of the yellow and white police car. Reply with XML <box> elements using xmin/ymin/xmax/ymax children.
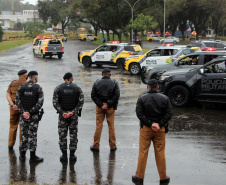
<box><xmin>78</xmin><ymin>43</ymin><xmax>143</xmax><ymax>68</ymax></box>
<box><xmin>124</xmin><ymin>45</ymin><xmax>186</xmax><ymax>75</ymax></box>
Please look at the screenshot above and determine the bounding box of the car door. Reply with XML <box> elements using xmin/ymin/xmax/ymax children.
<box><xmin>195</xmin><ymin>59</ymin><xmax>226</xmax><ymax>101</ymax></box>
<box><xmin>93</xmin><ymin>45</ymin><xmax>110</xmax><ymax>62</ymax></box>
<box><xmin>35</xmin><ymin>40</ymin><xmax>42</xmax><ymax>54</ymax></box>
<box><xmin>139</xmin><ymin>49</ymin><xmax>162</xmax><ymax>67</ymax></box>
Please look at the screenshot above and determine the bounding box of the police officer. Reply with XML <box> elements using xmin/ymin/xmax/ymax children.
<box><xmin>90</xmin><ymin>68</ymin><xmax>120</xmax><ymax>152</ymax></box>
<box><xmin>53</xmin><ymin>72</ymin><xmax>84</xmax><ymax>163</ymax></box>
<box><xmin>16</xmin><ymin>71</ymin><xmax>44</xmax><ymax>162</ymax></box>
<box><xmin>132</xmin><ymin>79</ymin><xmax>172</xmax><ymax>185</ymax></box>
<box><xmin>6</xmin><ymin>69</ymin><xmax>27</xmax><ymax>150</ymax></box>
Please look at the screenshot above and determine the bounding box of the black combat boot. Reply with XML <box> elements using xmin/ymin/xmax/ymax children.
<box><xmin>19</xmin><ymin>151</ymin><xmax>26</xmax><ymax>162</ymax></box>
<box><xmin>60</xmin><ymin>150</ymin><xmax>68</xmax><ymax>162</ymax></box>
<box><xmin>69</xmin><ymin>150</ymin><xmax>77</xmax><ymax>162</ymax></box>
<box><xmin>30</xmin><ymin>151</ymin><xmax>44</xmax><ymax>163</ymax></box>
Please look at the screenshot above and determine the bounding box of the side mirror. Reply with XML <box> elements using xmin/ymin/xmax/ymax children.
<box><xmin>199</xmin><ymin>68</ymin><xmax>204</xmax><ymax>75</ymax></box>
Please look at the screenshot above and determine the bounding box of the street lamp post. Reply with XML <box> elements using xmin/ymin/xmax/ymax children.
<box><xmin>164</xmin><ymin>0</ymin><xmax>166</xmax><ymax>39</ymax></box>
<box><xmin>123</xmin><ymin>0</ymin><xmax>141</xmax><ymax>43</ymax></box>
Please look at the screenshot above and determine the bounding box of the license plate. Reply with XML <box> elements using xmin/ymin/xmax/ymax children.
<box><xmin>52</xmin><ymin>52</ymin><xmax>57</xmax><ymax>54</ymax></box>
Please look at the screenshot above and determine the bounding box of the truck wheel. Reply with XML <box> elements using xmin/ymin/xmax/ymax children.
<box><xmin>173</xmin><ymin>41</ymin><xmax>177</xmax><ymax>44</ymax></box>
<box><xmin>83</xmin><ymin>57</ymin><xmax>92</xmax><ymax>67</ymax></box>
<box><xmin>168</xmin><ymin>85</ymin><xmax>190</xmax><ymax>107</ymax></box>
<box><xmin>129</xmin><ymin>63</ymin><xmax>141</xmax><ymax>75</ymax></box>
<box><xmin>41</xmin><ymin>51</ymin><xmax>45</xmax><ymax>58</ymax></box>
<box><xmin>117</xmin><ymin>58</ymin><xmax>125</xmax><ymax>69</ymax></box>
<box><xmin>83</xmin><ymin>38</ymin><xmax>86</xmax><ymax>41</ymax></box>
<box><xmin>58</xmin><ymin>54</ymin><xmax>63</xmax><ymax>59</ymax></box>
<box><xmin>149</xmin><ymin>39</ymin><xmax>152</xmax><ymax>42</ymax></box>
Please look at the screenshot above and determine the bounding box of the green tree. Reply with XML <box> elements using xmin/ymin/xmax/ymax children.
<box><xmin>38</xmin><ymin>0</ymin><xmax>79</xmax><ymax>34</ymax></box>
<box><xmin>129</xmin><ymin>13</ymin><xmax>158</xmax><ymax>37</ymax></box>
<box><xmin>25</xmin><ymin>22</ymin><xmax>46</xmax><ymax>38</ymax></box>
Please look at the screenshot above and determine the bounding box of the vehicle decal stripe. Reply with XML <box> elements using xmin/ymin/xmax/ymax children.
<box><xmin>110</xmin><ymin>47</ymin><xmax>124</xmax><ymax>62</ymax></box>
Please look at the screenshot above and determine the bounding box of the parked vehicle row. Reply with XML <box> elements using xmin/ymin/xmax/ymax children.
<box><xmin>77</xmin><ymin>40</ymin><xmax>226</xmax><ymax>107</ymax></box>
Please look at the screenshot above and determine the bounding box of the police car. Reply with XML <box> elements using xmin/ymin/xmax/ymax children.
<box><xmin>124</xmin><ymin>45</ymin><xmax>186</xmax><ymax>75</ymax></box>
<box><xmin>78</xmin><ymin>43</ymin><xmax>143</xmax><ymax>68</ymax></box>
<box><xmin>141</xmin><ymin>51</ymin><xmax>226</xmax><ymax>84</ymax></box>
<box><xmin>159</xmin><ymin>57</ymin><xmax>226</xmax><ymax>107</ymax></box>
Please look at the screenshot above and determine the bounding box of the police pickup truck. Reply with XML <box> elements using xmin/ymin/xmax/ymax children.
<box><xmin>141</xmin><ymin>51</ymin><xmax>226</xmax><ymax>84</ymax></box>
<box><xmin>34</xmin><ymin>39</ymin><xmax>64</xmax><ymax>59</ymax></box>
<box><xmin>159</xmin><ymin>57</ymin><xmax>226</xmax><ymax>107</ymax></box>
<box><xmin>78</xmin><ymin>43</ymin><xmax>143</xmax><ymax>68</ymax></box>
<box><xmin>124</xmin><ymin>45</ymin><xmax>186</xmax><ymax>75</ymax></box>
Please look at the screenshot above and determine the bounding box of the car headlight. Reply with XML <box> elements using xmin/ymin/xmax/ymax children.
<box><xmin>160</xmin><ymin>75</ymin><xmax>171</xmax><ymax>81</ymax></box>
<box><xmin>146</xmin><ymin>67</ymin><xmax>154</xmax><ymax>72</ymax></box>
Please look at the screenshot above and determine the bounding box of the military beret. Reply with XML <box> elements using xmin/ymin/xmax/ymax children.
<box><xmin>17</xmin><ymin>69</ymin><xmax>27</xmax><ymax>75</ymax></box>
<box><xmin>28</xmin><ymin>71</ymin><xmax>38</xmax><ymax>76</ymax></box>
<box><xmin>102</xmin><ymin>68</ymin><xmax>111</xmax><ymax>73</ymax></box>
<box><xmin>63</xmin><ymin>72</ymin><xmax>73</xmax><ymax>79</ymax></box>
<box><xmin>147</xmin><ymin>79</ymin><xmax>158</xmax><ymax>85</ymax></box>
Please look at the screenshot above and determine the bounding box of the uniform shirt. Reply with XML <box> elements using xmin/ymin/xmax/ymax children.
<box><xmin>16</xmin><ymin>81</ymin><xmax>44</xmax><ymax>114</ymax></box>
<box><xmin>7</xmin><ymin>76</ymin><xmax>27</xmax><ymax>101</ymax></box>
<box><xmin>136</xmin><ymin>90</ymin><xmax>172</xmax><ymax>128</ymax></box>
<box><xmin>53</xmin><ymin>81</ymin><xmax>84</xmax><ymax>115</ymax></box>
<box><xmin>91</xmin><ymin>76</ymin><xmax>120</xmax><ymax>109</ymax></box>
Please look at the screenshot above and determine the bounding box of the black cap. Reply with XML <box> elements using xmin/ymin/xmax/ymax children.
<box><xmin>28</xmin><ymin>71</ymin><xmax>38</xmax><ymax>77</ymax></box>
<box><xmin>63</xmin><ymin>72</ymin><xmax>73</xmax><ymax>80</ymax></box>
<box><xmin>18</xmin><ymin>69</ymin><xmax>27</xmax><ymax>75</ymax></box>
<box><xmin>102</xmin><ymin>68</ymin><xmax>111</xmax><ymax>73</ymax></box>
<box><xmin>147</xmin><ymin>79</ymin><xmax>158</xmax><ymax>85</ymax></box>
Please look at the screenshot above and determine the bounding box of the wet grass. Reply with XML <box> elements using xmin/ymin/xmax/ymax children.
<box><xmin>0</xmin><ymin>40</ymin><xmax>32</xmax><ymax>53</ymax></box>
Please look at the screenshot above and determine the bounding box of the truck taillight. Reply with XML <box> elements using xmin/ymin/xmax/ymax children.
<box><xmin>33</xmin><ymin>44</ymin><xmax>35</xmax><ymax>47</ymax></box>
<box><xmin>62</xmin><ymin>47</ymin><xmax>64</xmax><ymax>51</ymax></box>
<box><xmin>45</xmin><ymin>47</ymin><xmax>48</xmax><ymax>51</ymax></box>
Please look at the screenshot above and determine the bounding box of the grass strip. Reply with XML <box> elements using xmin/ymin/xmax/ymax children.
<box><xmin>0</xmin><ymin>40</ymin><xmax>32</xmax><ymax>53</ymax></box>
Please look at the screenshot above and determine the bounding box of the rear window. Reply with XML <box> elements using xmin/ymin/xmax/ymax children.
<box><xmin>35</xmin><ymin>39</ymin><xmax>40</xmax><ymax>45</ymax></box>
<box><xmin>49</xmin><ymin>40</ymin><xmax>61</xmax><ymax>44</ymax></box>
<box><xmin>204</xmin><ymin>42</ymin><xmax>216</xmax><ymax>47</ymax></box>
<box><xmin>124</xmin><ymin>46</ymin><xmax>135</xmax><ymax>52</ymax></box>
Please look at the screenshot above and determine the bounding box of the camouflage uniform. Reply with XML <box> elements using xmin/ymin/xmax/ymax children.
<box><xmin>53</xmin><ymin>81</ymin><xmax>84</xmax><ymax>151</ymax></box>
<box><xmin>16</xmin><ymin>81</ymin><xmax>44</xmax><ymax>152</ymax></box>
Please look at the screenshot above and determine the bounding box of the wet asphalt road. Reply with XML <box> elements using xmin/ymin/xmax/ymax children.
<box><xmin>0</xmin><ymin>40</ymin><xmax>226</xmax><ymax>185</ymax></box>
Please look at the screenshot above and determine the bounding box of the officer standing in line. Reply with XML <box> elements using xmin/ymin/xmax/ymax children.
<box><xmin>6</xmin><ymin>69</ymin><xmax>27</xmax><ymax>150</ymax></box>
<box><xmin>90</xmin><ymin>68</ymin><xmax>120</xmax><ymax>152</ymax></box>
<box><xmin>53</xmin><ymin>72</ymin><xmax>84</xmax><ymax>163</ymax></box>
<box><xmin>132</xmin><ymin>79</ymin><xmax>172</xmax><ymax>185</ymax></box>
<box><xmin>16</xmin><ymin>71</ymin><xmax>44</xmax><ymax>162</ymax></box>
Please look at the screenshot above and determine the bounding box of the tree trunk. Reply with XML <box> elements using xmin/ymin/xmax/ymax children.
<box><xmin>107</xmin><ymin>31</ymin><xmax>110</xmax><ymax>41</ymax></box>
<box><xmin>117</xmin><ymin>33</ymin><xmax>122</xmax><ymax>42</ymax></box>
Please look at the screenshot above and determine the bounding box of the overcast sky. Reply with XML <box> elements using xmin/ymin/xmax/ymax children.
<box><xmin>23</xmin><ymin>0</ymin><xmax>38</xmax><ymax>5</ymax></box>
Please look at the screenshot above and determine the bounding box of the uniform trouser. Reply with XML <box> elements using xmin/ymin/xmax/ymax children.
<box><xmin>8</xmin><ymin>106</ymin><xmax>21</xmax><ymax>146</ymax></box>
<box><xmin>20</xmin><ymin>114</ymin><xmax>39</xmax><ymax>152</ymax></box>
<box><xmin>93</xmin><ymin>106</ymin><xmax>116</xmax><ymax>149</ymax></box>
<box><xmin>136</xmin><ymin>125</ymin><xmax>167</xmax><ymax>180</ymax></box>
<box><xmin>58</xmin><ymin>114</ymin><xmax>78</xmax><ymax>151</ymax></box>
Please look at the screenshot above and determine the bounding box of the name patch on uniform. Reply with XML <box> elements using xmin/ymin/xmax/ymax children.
<box><xmin>24</xmin><ymin>92</ymin><xmax>33</xmax><ymax>95</ymax></box>
<box><xmin>63</xmin><ymin>89</ymin><xmax>74</xmax><ymax>94</ymax></box>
